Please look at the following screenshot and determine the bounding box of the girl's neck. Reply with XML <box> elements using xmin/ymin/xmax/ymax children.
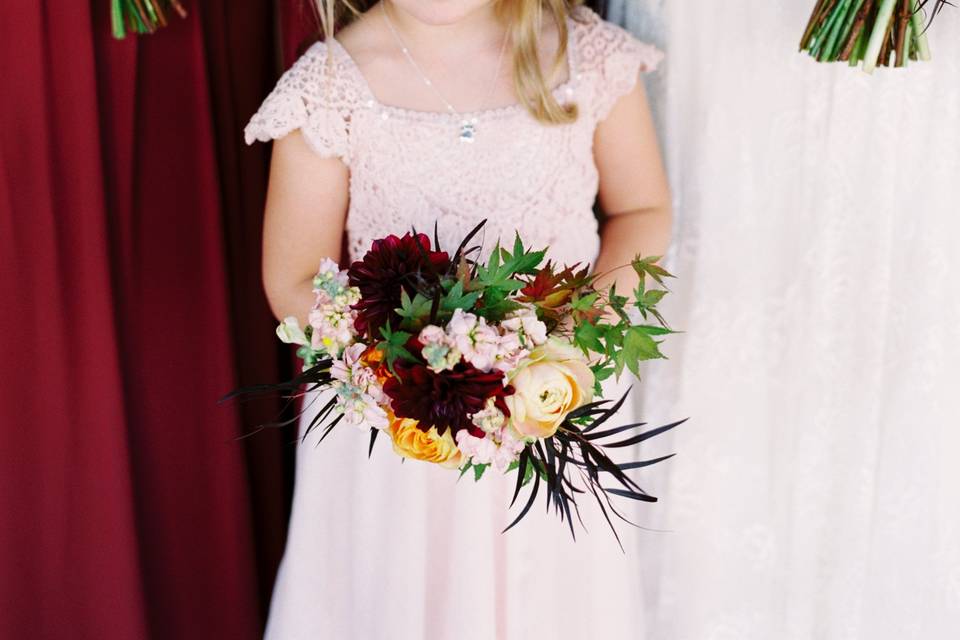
<box><xmin>378</xmin><ymin>1</ymin><xmax>506</xmax><ymax>55</ymax></box>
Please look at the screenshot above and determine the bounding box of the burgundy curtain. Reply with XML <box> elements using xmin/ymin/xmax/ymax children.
<box><xmin>0</xmin><ymin>2</ymin><xmax>323</xmax><ymax>638</ymax></box>
<box><xmin>1</xmin><ymin>2</ymin><xmax>606</xmax><ymax>638</ymax></box>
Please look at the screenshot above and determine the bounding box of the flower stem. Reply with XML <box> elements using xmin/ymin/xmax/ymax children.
<box><xmin>813</xmin><ymin>1</ymin><xmax>848</xmax><ymax>59</ymax></box>
<box><xmin>111</xmin><ymin>0</ymin><xmax>126</xmax><ymax>38</ymax></box>
<box><xmin>909</xmin><ymin>0</ymin><xmax>933</xmax><ymax>60</ymax></box>
<box><xmin>849</xmin><ymin>24</ymin><xmax>867</xmax><ymax>65</ymax></box>
<box><xmin>801</xmin><ymin>0</ymin><xmax>835</xmax><ymax>49</ymax></box>
<box><xmin>830</xmin><ymin>0</ymin><xmax>867</xmax><ymax>60</ymax></box>
<box><xmin>831</xmin><ymin>0</ymin><xmax>866</xmax><ymax>60</ymax></box>
<box><xmin>819</xmin><ymin>0</ymin><xmax>850</xmax><ymax>60</ymax></box>
<box><xmin>863</xmin><ymin>0</ymin><xmax>899</xmax><ymax>73</ymax></box>
<box><xmin>895</xmin><ymin>0</ymin><xmax>911</xmax><ymax>66</ymax></box>
<box><xmin>840</xmin><ymin>0</ymin><xmax>874</xmax><ymax>60</ymax></box>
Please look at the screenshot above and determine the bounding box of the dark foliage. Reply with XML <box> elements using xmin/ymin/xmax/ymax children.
<box><xmin>503</xmin><ymin>391</ymin><xmax>686</xmax><ymax>550</ymax></box>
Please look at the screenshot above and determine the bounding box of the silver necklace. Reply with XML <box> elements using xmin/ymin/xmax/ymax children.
<box><xmin>381</xmin><ymin>1</ymin><xmax>509</xmax><ymax>143</ymax></box>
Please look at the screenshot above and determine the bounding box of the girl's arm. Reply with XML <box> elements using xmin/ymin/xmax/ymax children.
<box><xmin>261</xmin><ymin>129</ymin><xmax>350</xmax><ymax>326</ymax></box>
<box><xmin>591</xmin><ymin>78</ymin><xmax>672</xmax><ymax>295</ymax></box>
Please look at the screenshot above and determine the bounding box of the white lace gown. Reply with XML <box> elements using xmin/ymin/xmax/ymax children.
<box><xmin>244</xmin><ymin>7</ymin><xmax>666</xmax><ymax>639</ymax></box>
<box><xmin>608</xmin><ymin>2</ymin><xmax>960</xmax><ymax>639</ymax></box>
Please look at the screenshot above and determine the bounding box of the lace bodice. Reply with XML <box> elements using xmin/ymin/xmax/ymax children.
<box><xmin>244</xmin><ymin>6</ymin><xmax>662</xmax><ymax>265</ymax></box>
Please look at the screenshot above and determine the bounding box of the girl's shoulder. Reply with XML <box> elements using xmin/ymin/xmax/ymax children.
<box><xmin>243</xmin><ymin>39</ymin><xmax>363</xmax><ymax>163</ymax></box>
<box><xmin>569</xmin><ymin>5</ymin><xmax>663</xmax><ymax>72</ymax></box>
<box><xmin>569</xmin><ymin>5</ymin><xmax>663</xmax><ymax>121</ymax></box>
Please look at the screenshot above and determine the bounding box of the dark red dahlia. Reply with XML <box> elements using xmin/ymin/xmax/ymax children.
<box><xmin>347</xmin><ymin>232</ymin><xmax>451</xmax><ymax>340</ymax></box>
<box><xmin>384</xmin><ymin>357</ymin><xmax>513</xmax><ymax>438</ymax></box>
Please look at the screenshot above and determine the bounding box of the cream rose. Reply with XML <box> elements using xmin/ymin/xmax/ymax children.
<box><xmin>389</xmin><ymin>416</ymin><xmax>463</xmax><ymax>469</ymax></box>
<box><xmin>504</xmin><ymin>338</ymin><xmax>595</xmax><ymax>440</ymax></box>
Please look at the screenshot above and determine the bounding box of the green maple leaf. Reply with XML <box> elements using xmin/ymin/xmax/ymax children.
<box><xmin>635</xmin><ymin>324</ymin><xmax>675</xmax><ymax>336</ymax></box>
<box><xmin>395</xmin><ymin>289</ymin><xmax>434</xmax><ymax>331</ymax></box>
<box><xmin>440</xmin><ymin>280</ymin><xmax>481</xmax><ymax>314</ymax></box>
<box><xmin>570</xmin><ymin>291</ymin><xmax>600</xmax><ymax>312</ymax></box>
<box><xmin>500</xmin><ymin>233</ymin><xmax>546</xmax><ymax>276</ymax></box>
<box><xmin>376</xmin><ymin>324</ymin><xmax>414</xmax><ymax>374</ymax></box>
<box><xmin>631</xmin><ymin>255</ymin><xmax>675</xmax><ymax>288</ymax></box>
<box><xmin>574</xmin><ymin>320</ymin><xmax>604</xmax><ymax>354</ymax></box>
<box><xmin>476</xmin><ymin>235</ymin><xmax>545</xmax><ymax>291</ymax></box>
<box><xmin>476</xmin><ymin>285</ymin><xmax>522</xmax><ymax>322</ymax></box>
<box><xmin>622</xmin><ymin>325</ymin><xmax>666</xmax><ymax>377</ymax></box>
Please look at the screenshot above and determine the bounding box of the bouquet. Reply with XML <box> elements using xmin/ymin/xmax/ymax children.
<box><xmin>799</xmin><ymin>0</ymin><xmax>948</xmax><ymax>72</ymax></box>
<box><xmin>228</xmin><ymin>222</ymin><xmax>684</xmax><ymax>545</ymax></box>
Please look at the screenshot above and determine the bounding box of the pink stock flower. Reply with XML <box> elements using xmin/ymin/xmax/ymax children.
<box><xmin>455</xmin><ymin>424</ymin><xmax>526</xmax><ymax>471</ymax></box>
<box><xmin>492</xmin><ymin>425</ymin><xmax>526</xmax><ymax>470</ymax></box>
<box><xmin>455</xmin><ymin>430</ymin><xmax>498</xmax><ymax>466</ymax></box>
<box><xmin>470</xmin><ymin>397</ymin><xmax>506</xmax><ymax>433</ymax></box>
<box><xmin>308</xmin><ymin>285</ymin><xmax>360</xmax><ymax>357</ymax></box>
<box><xmin>418</xmin><ymin>324</ymin><xmax>462</xmax><ymax>373</ymax></box>
<box><xmin>500</xmin><ymin>305</ymin><xmax>548</xmax><ymax>348</ymax></box>
<box><xmin>492</xmin><ymin>328</ymin><xmax>529</xmax><ymax>374</ymax></box>
<box><xmin>331</xmin><ymin>343</ymin><xmax>388</xmax><ymax>430</ymax></box>
<box><xmin>446</xmin><ymin>309</ymin><xmax>508</xmax><ymax>372</ymax></box>
<box><xmin>459</xmin><ymin>397</ymin><xmax>527</xmax><ymax>471</ymax></box>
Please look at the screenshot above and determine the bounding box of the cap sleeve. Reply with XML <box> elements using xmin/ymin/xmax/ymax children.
<box><xmin>243</xmin><ymin>40</ymin><xmax>353</xmax><ymax>164</ymax></box>
<box><xmin>572</xmin><ymin>7</ymin><xmax>664</xmax><ymax>123</ymax></box>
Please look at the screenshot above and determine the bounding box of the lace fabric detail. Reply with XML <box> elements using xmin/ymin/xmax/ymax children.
<box><xmin>571</xmin><ymin>8</ymin><xmax>665</xmax><ymax>121</ymax></box>
<box><xmin>243</xmin><ymin>41</ymin><xmax>358</xmax><ymax>164</ymax></box>
<box><xmin>243</xmin><ymin>6</ymin><xmax>662</xmax><ymax>264</ymax></box>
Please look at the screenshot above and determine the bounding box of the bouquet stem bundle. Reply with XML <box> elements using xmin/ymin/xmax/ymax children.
<box><xmin>111</xmin><ymin>0</ymin><xmax>187</xmax><ymax>39</ymax></box>
<box><xmin>800</xmin><ymin>0</ymin><xmax>936</xmax><ymax>72</ymax></box>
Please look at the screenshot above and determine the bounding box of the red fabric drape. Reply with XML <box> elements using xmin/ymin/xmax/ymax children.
<box><xmin>1</xmin><ymin>2</ymin><xmax>609</xmax><ymax>637</ymax></box>
<box><xmin>0</xmin><ymin>2</ymin><xmax>307</xmax><ymax>638</ymax></box>
<box><xmin>196</xmin><ymin>0</ymin><xmax>297</xmax><ymax>614</ymax></box>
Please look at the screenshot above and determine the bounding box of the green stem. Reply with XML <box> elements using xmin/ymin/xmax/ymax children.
<box><xmin>819</xmin><ymin>0</ymin><xmax>849</xmax><ymax>60</ymax></box>
<box><xmin>826</xmin><ymin>0</ymin><xmax>863</xmax><ymax>60</ymax></box>
<box><xmin>863</xmin><ymin>0</ymin><xmax>898</xmax><ymax>73</ymax></box>
<box><xmin>127</xmin><ymin>1</ymin><xmax>148</xmax><ymax>34</ymax></box>
<box><xmin>909</xmin><ymin>0</ymin><xmax>932</xmax><ymax>60</ymax></box>
<box><xmin>812</xmin><ymin>2</ymin><xmax>848</xmax><ymax>58</ymax></box>
<box><xmin>850</xmin><ymin>20</ymin><xmax>870</xmax><ymax>65</ymax></box>
<box><xmin>909</xmin><ymin>20</ymin><xmax>918</xmax><ymax>59</ymax></box>
<box><xmin>833</xmin><ymin>0</ymin><xmax>867</xmax><ymax>59</ymax></box>
<box><xmin>896</xmin><ymin>0</ymin><xmax>911</xmax><ymax>66</ymax></box>
<box><xmin>143</xmin><ymin>0</ymin><xmax>159</xmax><ymax>27</ymax></box>
<box><xmin>111</xmin><ymin>0</ymin><xmax>126</xmax><ymax>38</ymax></box>
<box><xmin>801</xmin><ymin>0</ymin><xmax>833</xmax><ymax>50</ymax></box>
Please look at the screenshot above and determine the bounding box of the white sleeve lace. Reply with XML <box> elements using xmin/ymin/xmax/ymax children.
<box><xmin>243</xmin><ymin>41</ymin><xmax>353</xmax><ymax>164</ymax></box>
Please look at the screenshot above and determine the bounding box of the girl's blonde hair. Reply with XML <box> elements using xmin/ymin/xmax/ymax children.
<box><xmin>312</xmin><ymin>0</ymin><xmax>581</xmax><ymax>124</ymax></box>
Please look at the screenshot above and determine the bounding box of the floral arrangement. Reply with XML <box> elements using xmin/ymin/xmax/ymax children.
<box><xmin>800</xmin><ymin>0</ymin><xmax>949</xmax><ymax>72</ymax></box>
<box><xmin>228</xmin><ymin>222</ymin><xmax>684</xmax><ymax>544</ymax></box>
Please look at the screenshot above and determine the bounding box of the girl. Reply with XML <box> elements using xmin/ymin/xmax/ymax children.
<box><xmin>244</xmin><ymin>1</ymin><xmax>671</xmax><ymax>638</ymax></box>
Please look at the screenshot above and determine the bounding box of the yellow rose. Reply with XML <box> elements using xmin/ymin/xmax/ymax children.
<box><xmin>389</xmin><ymin>415</ymin><xmax>463</xmax><ymax>469</ymax></box>
<box><xmin>505</xmin><ymin>338</ymin><xmax>595</xmax><ymax>440</ymax></box>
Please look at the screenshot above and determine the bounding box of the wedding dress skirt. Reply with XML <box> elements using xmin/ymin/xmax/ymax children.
<box><xmin>264</xmin><ymin>371</ymin><xmax>660</xmax><ymax>640</ymax></box>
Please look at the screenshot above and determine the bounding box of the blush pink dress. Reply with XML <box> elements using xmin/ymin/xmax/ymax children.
<box><xmin>244</xmin><ymin>6</ymin><xmax>662</xmax><ymax>639</ymax></box>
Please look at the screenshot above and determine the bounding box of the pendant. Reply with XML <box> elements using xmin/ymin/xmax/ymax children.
<box><xmin>459</xmin><ymin>119</ymin><xmax>477</xmax><ymax>143</ymax></box>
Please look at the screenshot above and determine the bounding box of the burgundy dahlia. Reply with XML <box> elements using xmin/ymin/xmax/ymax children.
<box><xmin>384</xmin><ymin>357</ymin><xmax>513</xmax><ymax>438</ymax></box>
<box><xmin>347</xmin><ymin>232</ymin><xmax>450</xmax><ymax>340</ymax></box>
